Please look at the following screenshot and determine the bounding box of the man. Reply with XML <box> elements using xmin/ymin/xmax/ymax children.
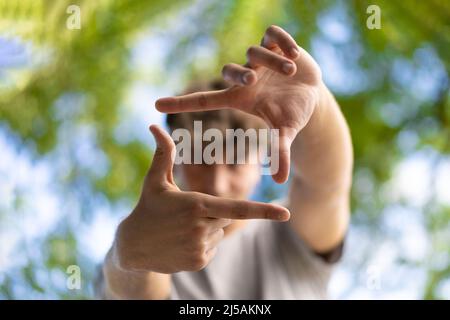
<box><xmin>98</xmin><ymin>25</ymin><xmax>353</xmax><ymax>299</ymax></box>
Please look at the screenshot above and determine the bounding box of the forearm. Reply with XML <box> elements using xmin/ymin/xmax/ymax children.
<box><xmin>102</xmin><ymin>244</ymin><xmax>171</xmax><ymax>300</ymax></box>
<box><xmin>289</xmin><ymin>82</ymin><xmax>353</xmax><ymax>252</ymax></box>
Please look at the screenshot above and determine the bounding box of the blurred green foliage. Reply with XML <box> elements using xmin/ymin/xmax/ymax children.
<box><xmin>0</xmin><ymin>0</ymin><xmax>449</xmax><ymax>299</ymax></box>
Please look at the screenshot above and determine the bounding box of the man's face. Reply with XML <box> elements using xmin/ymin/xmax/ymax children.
<box><xmin>179</xmin><ymin>161</ymin><xmax>260</xmax><ymax>200</ymax></box>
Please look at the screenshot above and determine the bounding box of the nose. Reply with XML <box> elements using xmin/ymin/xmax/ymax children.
<box><xmin>203</xmin><ymin>165</ymin><xmax>229</xmax><ymax>197</ymax></box>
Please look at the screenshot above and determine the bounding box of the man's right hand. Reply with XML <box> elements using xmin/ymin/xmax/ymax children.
<box><xmin>112</xmin><ymin>125</ymin><xmax>290</xmax><ymax>274</ymax></box>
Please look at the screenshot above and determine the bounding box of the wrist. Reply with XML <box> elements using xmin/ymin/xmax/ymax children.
<box><xmin>291</xmin><ymin>82</ymin><xmax>353</xmax><ymax>188</ymax></box>
<box><xmin>296</xmin><ymin>81</ymin><xmax>334</xmax><ymax>145</ymax></box>
<box><xmin>112</xmin><ymin>215</ymin><xmax>144</xmax><ymax>273</ymax></box>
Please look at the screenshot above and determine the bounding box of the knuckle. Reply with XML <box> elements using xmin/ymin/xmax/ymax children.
<box><xmin>191</xmin><ymin>224</ymin><xmax>208</xmax><ymax>239</ymax></box>
<box><xmin>193</xmin><ymin>218</ymin><xmax>207</xmax><ymax>228</ymax></box>
<box><xmin>215</xmin><ymin>228</ymin><xmax>225</xmax><ymax>240</ymax></box>
<box><xmin>266</xmin><ymin>24</ymin><xmax>278</xmax><ymax>35</ymax></box>
<box><xmin>152</xmin><ymin>145</ymin><xmax>174</xmax><ymax>163</ymax></box>
<box><xmin>187</xmin><ymin>200</ymin><xmax>207</xmax><ymax>216</ymax></box>
<box><xmin>221</xmin><ymin>64</ymin><xmax>231</xmax><ymax>75</ymax></box>
<box><xmin>199</xmin><ymin>254</ymin><xmax>208</xmax><ymax>267</ymax></box>
<box><xmin>189</xmin><ymin>243</ymin><xmax>204</xmax><ymax>258</ymax></box>
<box><xmin>153</xmin><ymin>146</ymin><xmax>165</xmax><ymax>159</ymax></box>
<box><xmin>194</xmin><ymin>240</ymin><xmax>207</xmax><ymax>254</ymax></box>
<box><xmin>222</xmin><ymin>218</ymin><xmax>232</xmax><ymax>227</ymax></box>
<box><xmin>246</xmin><ymin>45</ymin><xmax>258</xmax><ymax>58</ymax></box>
<box><xmin>191</xmin><ymin>254</ymin><xmax>208</xmax><ymax>271</ymax></box>
<box><xmin>273</xmin><ymin>56</ymin><xmax>286</xmax><ymax>68</ymax></box>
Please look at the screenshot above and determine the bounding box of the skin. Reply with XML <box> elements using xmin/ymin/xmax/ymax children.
<box><xmin>102</xmin><ymin>25</ymin><xmax>353</xmax><ymax>299</ymax></box>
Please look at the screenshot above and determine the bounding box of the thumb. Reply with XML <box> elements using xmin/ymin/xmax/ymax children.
<box><xmin>271</xmin><ymin>127</ymin><xmax>298</xmax><ymax>184</ymax></box>
<box><xmin>147</xmin><ymin>124</ymin><xmax>176</xmax><ymax>187</ymax></box>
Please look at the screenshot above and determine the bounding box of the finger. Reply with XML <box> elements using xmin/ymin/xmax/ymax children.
<box><xmin>222</xmin><ymin>63</ymin><xmax>257</xmax><ymax>86</ymax></box>
<box><xmin>206</xmin><ymin>228</ymin><xmax>224</xmax><ymax>251</ymax></box>
<box><xmin>246</xmin><ymin>46</ymin><xmax>297</xmax><ymax>76</ymax></box>
<box><xmin>205</xmin><ymin>246</ymin><xmax>218</xmax><ymax>260</ymax></box>
<box><xmin>156</xmin><ymin>90</ymin><xmax>231</xmax><ymax>113</ymax></box>
<box><xmin>204</xmin><ymin>217</ymin><xmax>232</xmax><ymax>229</ymax></box>
<box><xmin>203</xmin><ymin>196</ymin><xmax>290</xmax><ymax>221</ymax></box>
<box><xmin>261</xmin><ymin>25</ymin><xmax>300</xmax><ymax>59</ymax></box>
<box><xmin>147</xmin><ymin>125</ymin><xmax>176</xmax><ymax>186</ymax></box>
<box><xmin>271</xmin><ymin>126</ymin><xmax>298</xmax><ymax>184</ymax></box>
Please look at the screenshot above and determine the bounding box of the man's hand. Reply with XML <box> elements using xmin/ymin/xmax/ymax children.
<box><xmin>156</xmin><ymin>25</ymin><xmax>322</xmax><ymax>183</ymax></box>
<box><xmin>113</xmin><ymin>125</ymin><xmax>290</xmax><ymax>274</ymax></box>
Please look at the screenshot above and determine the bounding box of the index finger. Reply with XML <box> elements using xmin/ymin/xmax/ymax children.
<box><xmin>261</xmin><ymin>25</ymin><xmax>300</xmax><ymax>59</ymax></box>
<box><xmin>203</xmin><ymin>196</ymin><xmax>290</xmax><ymax>221</ymax></box>
<box><xmin>155</xmin><ymin>89</ymin><xmax>231</xmax><ymax>114</ymax></box>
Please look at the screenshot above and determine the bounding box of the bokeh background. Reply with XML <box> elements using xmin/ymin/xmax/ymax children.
<box><xmin>0</xmin><ymin>0</ymin><xmax>449</xmax><ymax>299</ymax></box>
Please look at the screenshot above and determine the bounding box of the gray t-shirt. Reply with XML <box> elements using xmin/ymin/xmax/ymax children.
<box><xmin>170</xmin><ymin>217</ymin><xmax>341</xmax><ymax>300</ymax></box>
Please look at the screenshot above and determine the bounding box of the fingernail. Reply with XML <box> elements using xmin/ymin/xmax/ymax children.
<box><xmin>282</xmin><ymin>62</ymin><xmax>294</xmax><ymax>75</ymax></box>
<box><xmin>284</xmin><ymin>210</ymin><xmax>291</xmax><ymax>221</ymax></box>
<box><xmin>242</xmin><ymin>72</ymin><xmax>252</xmax><ymax>85</ymax></box>
<box><xmin>290</xmin><ymin>46</ymin><xmax>300</xmax><ymax>58</ymax></box>
<box><xmin>277</xmin><ymin>211</ymin><xmax>290</xmax><ymax>221</ymax></box>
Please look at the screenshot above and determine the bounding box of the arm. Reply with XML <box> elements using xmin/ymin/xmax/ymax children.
<box><xmin>288</xmin><ymin>82</ymin><xmax>353</xmax><ymax>253</ymax></box>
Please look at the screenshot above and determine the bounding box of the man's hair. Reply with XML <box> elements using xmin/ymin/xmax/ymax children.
<box><xmin>166</xmin><ymin>79</ymin><xmax>266</xmax><ymax>134</ymax></box>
